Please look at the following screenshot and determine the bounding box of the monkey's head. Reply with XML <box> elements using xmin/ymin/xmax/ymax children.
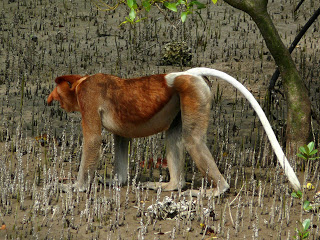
<box><xmin>47</xmin><ymin>75</ymin><xmax>87</xmax><ymax>112</ymax></box>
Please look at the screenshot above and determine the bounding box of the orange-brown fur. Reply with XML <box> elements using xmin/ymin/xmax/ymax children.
<box><xmin>83</xmin><ymin>73</ymin><xmax>173</xmax><ymax>124</ymax></box>
<box><xmin>48</xmin><ymin>72</ymin><xmax>229</xmax><ymax>195</ymax></box>
<box><xmin>48</xmin><ymin>75</ymin><xmax>85</xmax><ymax>112</ymax></box>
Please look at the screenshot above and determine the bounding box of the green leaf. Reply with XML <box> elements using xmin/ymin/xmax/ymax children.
<box><xmin>305</xmin><ymin>206</ymin><xmax>312</xmax><ymax>211</ymax></box>
<box><xmin>164</xmin><ymin>2</ymin><xmax>178</xmax><ymax>12</ymax></box>
<box><xmin>303</xmin><ymin>200</ymin><xmax>310</xmax><ymax>210</ymax></box>
<box><xmin>181</xmin><ymin>11</ymin><xmax>188</xmax><ymax>22</ymax></box>
<box><xmin>302</xmin><ymin>232</ymin><xmax>310</xmax><ymax>239</ymax></box>
<box><xmin>129</xmin><ymin>8</ymin><xmax>136</xmax><ymax>21</ymax></box>
<box><xmin>135</xmin><ymin>17</ymin><xmax>147</xmax><ymax>23</ymax></box>
<box><xmin>127</xmin><ymin>0</ymin><xmax>134</xmax><ymax>8</ymax></box>
<box><xmin>297</xmin><ymin>190</ymin><xmax>302</xmax><ymax>198</ymax></box>
<box><xmin>302</xmin><ymin>219</ymin><xmax>310</xmax><ymax>231</ymax></box>
<box><xmin>292</xmin><ymin>190</ymin><xmax>302</xmax><ymax>199</ymax></box>
<box><xmin>307</xmin><ymin>142</ymin><xmax>315</xmax><ymax>151</ymax></box>
<box><xmin>142</xmin><ymin>0</ymin><xmax>151</xmax><ymax>12</ymax></box>
<box><xmin>190</xmin><ymin>0</ymin><xmax>206</xmax><ymax>9</ymax></box>
<box><xmin>211</xmin><ymin>0</ymin><xmax>217</xmax><ymax>3</ymax></box>
<box><xmin>127</xmin><ymin>0</ymin><xmax>137</xmax><ymax>9</ymax></box>
<box><xmin>297</xmin><ymin>153</ymin><xmax>307</xmax><ymax>160</ymax></box>
<box><xmin>299</xmin><ymin>146</ymin><xmax>307</xmax><ymax>154</ymax></box>
<box><xmin>125</xmin><ymin>17</ymin><xmax>133</xmax><ymax>22</ymax></box>
<box><xmin>310</xmin><ymin>149</ymin><xmax>318</xmax><ymax>155</ymax></box>
<box><xmin>119</xmin><ymin>20</ymin><xmax>129</xmax><ymax>26</ymax></box>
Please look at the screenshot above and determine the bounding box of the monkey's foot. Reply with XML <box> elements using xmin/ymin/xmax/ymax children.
<box><xmin>58</xmin><ymin>181</ymin><xmax>88</xmax><ymax>192</ymax></box>
<box><xmin>94</xmin><ymin>175</ymin><xmax>126</xmax><ymax>187</ymax></box>
<box><xmin>144</xmin><ymin>181</ymin><xmax>186</xmax><ymax>191</ymax></box>
<box><xmin>183</xmin><ymin>183</ymin><xmax>230</xmax><ymax>197</ymax></box>
<box><xmin>72</xmin><ymin>181</ymin><xmax>88</xmax><ymax>192</ymax></box>
<box><xmin>58</xmin><ymin>183</ymin><xmax>73</xmax><ymax>192</ymax></box>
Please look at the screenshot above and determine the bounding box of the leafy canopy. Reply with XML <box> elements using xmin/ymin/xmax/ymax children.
<box><xmin>92</xmin><ymin>0</ymin><xmax>218</xmax><ymax>24</ymax></box>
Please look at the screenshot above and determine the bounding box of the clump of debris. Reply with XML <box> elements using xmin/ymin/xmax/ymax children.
<box><xmin>160</xmin><ymin>41</ymin><xmax>192</xmax><ymax>66</ymax></box>
<box><xmin>147</xmin><ymin>196</ymin><xmax>214</xmax><ymax>220</ymax></box>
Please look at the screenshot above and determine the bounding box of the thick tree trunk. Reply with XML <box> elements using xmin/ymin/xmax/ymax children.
<box><xmin>223</xmin><ymin>0</ymin><xmax>311</xmax><ymax>156</ymax></box>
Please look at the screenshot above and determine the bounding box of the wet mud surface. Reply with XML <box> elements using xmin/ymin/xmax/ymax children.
<box><xmin>0</xmin><ymin>0</ymin><xmax>320</xmax><ymax>239</ymax></box>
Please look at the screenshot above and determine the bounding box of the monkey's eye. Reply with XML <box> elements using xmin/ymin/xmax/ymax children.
<box><xmin>67</xmin><ymin>81</ymin><xmax>72</xmax><ymax>88</ymax></box>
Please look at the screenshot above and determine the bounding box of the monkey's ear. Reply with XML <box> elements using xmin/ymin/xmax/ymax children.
<box><xmin>55</xmin><ymin>75</ymin><xmax>84</xmax><ymax>88</ymax></box>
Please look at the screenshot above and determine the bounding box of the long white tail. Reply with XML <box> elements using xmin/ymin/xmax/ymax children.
<box><xmin>184</xmin><ymin>67</ymin><xmax>301</xmax><ymax>191</ymax></box>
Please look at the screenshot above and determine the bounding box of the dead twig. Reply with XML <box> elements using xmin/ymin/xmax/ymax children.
<box><xmin>229</xmin><ymin>183</ymin><xmax>244</xmax><ymax>206</ymax></box>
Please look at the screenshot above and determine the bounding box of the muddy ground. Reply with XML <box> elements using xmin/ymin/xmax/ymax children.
<box><xmin>0</xmin><ymin>0</ymin><xmax>320</xmax><ymax>239</ymax></box>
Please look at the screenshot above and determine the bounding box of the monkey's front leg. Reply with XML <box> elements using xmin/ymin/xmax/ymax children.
<box><xmin>73</xmin><ymin>119</ymin><xmax>102</xmax><ymax>191</ymax></box>
<box><xmin>74</xmin><ymin>135</ymin><xmax>102</xmax><ymax>191</ymax></box>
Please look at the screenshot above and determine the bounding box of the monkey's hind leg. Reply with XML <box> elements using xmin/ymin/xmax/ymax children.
<box><xmin>177</xmin><ymin>75</ymin><xmax>229</xmax><ymax>196</ymax></box>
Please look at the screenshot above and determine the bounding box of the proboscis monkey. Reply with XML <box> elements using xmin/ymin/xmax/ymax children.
<box><xmin>47</xmin><ymin>67</ymin><xmax>301</xmax><ymax>196</ymax></box>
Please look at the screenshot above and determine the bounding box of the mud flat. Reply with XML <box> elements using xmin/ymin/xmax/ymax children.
<box><xmin>0</xmin><ymin>0</ymin><xmax>319</xmax><ymax>239</ymax></box>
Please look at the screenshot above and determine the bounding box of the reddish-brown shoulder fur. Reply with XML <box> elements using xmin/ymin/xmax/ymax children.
<box><xmin>76</xmin><ymin>74</ymin><xmax>174</xmax><ymax>125</ymax></box>
<box><xmin>111</xmin><ymin>74</ymin><xmax>174</xmax><ymax>124</ymax></box>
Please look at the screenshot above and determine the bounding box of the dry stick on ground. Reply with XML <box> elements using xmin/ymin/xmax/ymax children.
<box><xmin>294</xmin><ymin>0</ymin><xmax>306</xmax><ymax>12</ymax></box>
<box><xmin>227</xmin><ymin>199</ymin><xmax>234</xmax><ymax>227</ymax></box>
<box><xmin>229</xmin><ymin>184</ymin><xmax>245</xmax><ymax>206</ymax></box>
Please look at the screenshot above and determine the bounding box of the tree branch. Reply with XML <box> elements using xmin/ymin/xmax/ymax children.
<box><xmin>268</xmin><ymin>7</ymin><xmax>320</xmax><ymax>90</ymax></box>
